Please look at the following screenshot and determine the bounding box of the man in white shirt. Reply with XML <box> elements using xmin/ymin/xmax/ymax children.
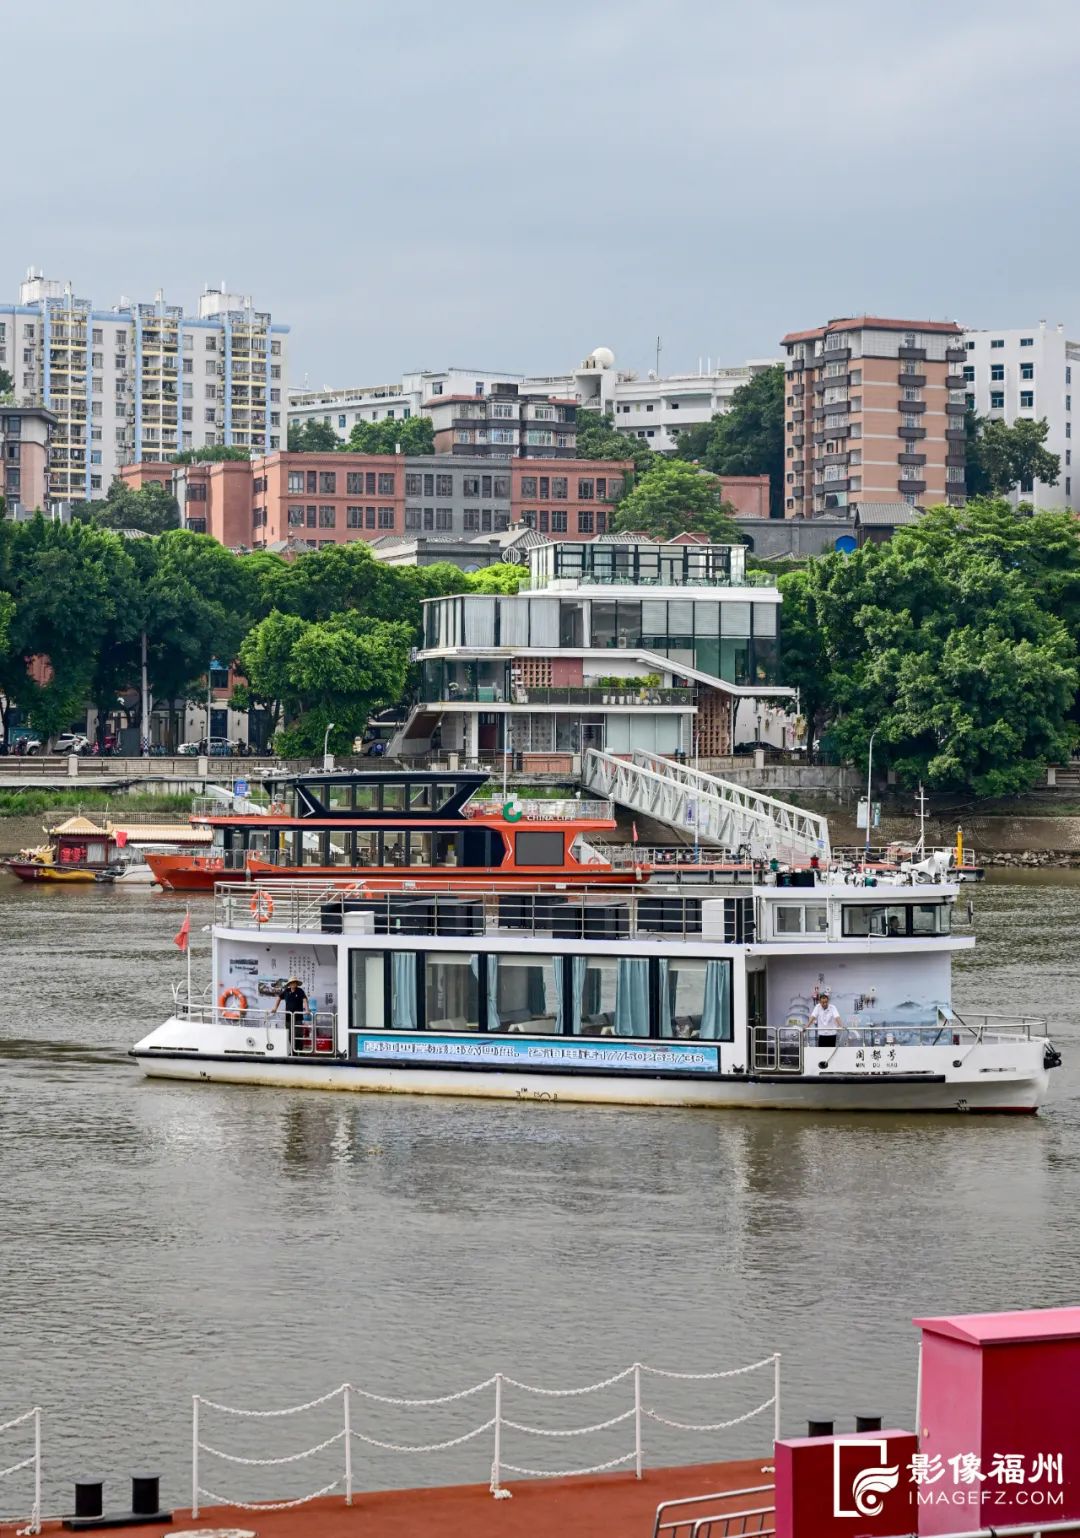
<box><xmin>808</xmin><ymin>991</ymin><xmax>842</xmax><ymax>1045</ymax></box>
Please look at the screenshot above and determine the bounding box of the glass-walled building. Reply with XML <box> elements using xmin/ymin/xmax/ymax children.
<box><xmin>403</xmin><ymin>541</ymin><xmax>791</xmax><ymax>765</ymax></box>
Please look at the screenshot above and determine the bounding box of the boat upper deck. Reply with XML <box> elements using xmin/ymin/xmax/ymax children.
<box><xmin>212</xmin><ymin>872</ymin><xmax>963</xmax><ymax>944</ymax></box>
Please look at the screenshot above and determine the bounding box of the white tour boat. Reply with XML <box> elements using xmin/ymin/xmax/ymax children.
<box><xmin>132</xmin><ymin>873</ymin><xmax>1061</xmax><ymax>1113</ymax></box>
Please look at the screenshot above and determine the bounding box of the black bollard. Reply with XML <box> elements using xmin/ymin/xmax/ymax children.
<box><xmin>855</xmin><ymin>1414</ymin><xmax>882</xmax><ymax>1433</ymax></box>
<box><xmin>807</xmin><ymin>1418</ymin><xmax>834</xmax><ymax>1438</ymax></box>
<box><xmin>130</xmin><ymin>1474</ymin><xmax>160</xmax><ymax>1516</ymax></box>
<box><xmin>74</xmin><ymin>1479</ymin><xmax>103</xmax><ymax>1520</ymax></box>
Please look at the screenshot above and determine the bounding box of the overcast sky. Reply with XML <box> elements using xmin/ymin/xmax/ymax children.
<box><xmin>6</xmin><ymin>0</ymin><xmax>1079</xmax><ymax>387</ymax></box>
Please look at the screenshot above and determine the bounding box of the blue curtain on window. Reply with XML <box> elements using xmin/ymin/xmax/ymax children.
<box><xmin>700</xmin><ymin>960</ymin><xmax>731</xmax><ymax>1041</ymax></box>
<box><xmin>391</xmin><ymin>953</ymin><xmax>417</xmax><ymax>1030</ymax></box>
<box><xmin>484</xmin><ymin>956</ymin><xmax>499</xmax><ymax>1032</ymax></box>
<box><xmin>615</xmin><ymin>958</ymin><xmax>649</xmax><ymax>1036</ymax></box>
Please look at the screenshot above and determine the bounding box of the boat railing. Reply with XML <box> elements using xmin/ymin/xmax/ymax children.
<box><xmin>172</xmin><ymin>995</ymin><xmax>338</xmax><ymax>1044</ymax></box>
<box><xmin>751</xmin><ymin>1026</ymin><xmax>804</xmax><ymax>1073</ymax></box>
<box><xmin>652</xmin><ymin>1484</ymin><xmax>776</xmax><ymax>1538</ymax></box>
<box><xmin>212</xmin><ymin>881</ymin><xmax>727</xmax><ymax>940</ymax></box>
<box><xmin>463</xmin><ymin>797</ymin><xmax>614</xmax><ymax>821</ymax></box>
<box><xmin>788</xmin><ymin>1016</ymin><xmax>1043</xmax><ymax>1049</ymax></box>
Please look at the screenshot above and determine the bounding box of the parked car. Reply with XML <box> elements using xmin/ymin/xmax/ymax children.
<box><xmin>53</xmin><ymin>733</ymin><xmax>90</xmax><ymax>755</ymax></box>
<box><xmin>177</xmin><ymin>743</ymin><xmax>202</xmax><ymax>756</ymax></box>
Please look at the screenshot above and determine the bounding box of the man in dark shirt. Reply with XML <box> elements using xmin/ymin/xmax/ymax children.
<box><xmin>272</xmin><ymin>976</ymin><xmax>309</xmax><ymax>1034</ymax></box>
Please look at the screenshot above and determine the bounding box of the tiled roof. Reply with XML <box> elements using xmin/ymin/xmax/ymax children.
<box><xmin>783</xmin><ymin>316</ymin><xmax>963</xmax><ymax>345</ymax></box>
<box><xmin>851</xmin><ymin>501</ymin><xmax>922</xmax><ymax>526</ymax></box>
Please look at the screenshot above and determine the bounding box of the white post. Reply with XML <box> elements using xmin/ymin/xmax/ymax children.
<box><xmin>140</xmin><ymin>629</ymin><xmax>150</xmax><ymax>758</ymax></box>
<box><xmin>490</xmin><ymin>1373</ymin><xmax>512</xmax><ymax>1499</ymax></box>
<box><xmin>633</xmin><ymin>1363</ymin><xmax>643</xmax><ymax>1479</ymax></box>
<box><xmin>191</xmin><ymin>1396</ymin><xmax>200</xmax><ymax>1519</ymax></box>
<box><xmin>773</xmin><ymin>1353</ymin><xmax>782</xmax><ymax>1444</ymax></box>
<box><xmin>864</xmin><ymin>729</ymin><xmax>877</xmax><ymax>857</ymax></box>
<box><xmin>32</xmin><ymin>1407</ymin><xmax>41</xmax><ymax>1535</ymax></box>
<box><xmin>343</xmin><ymin>1386</ymin><xmax>352</xmax><ymax>1506</ymax></box>
<box><xmin>915</xmin><ymin>1341</ymin><xmax>923</xmax><ymax>1445</ymax></box>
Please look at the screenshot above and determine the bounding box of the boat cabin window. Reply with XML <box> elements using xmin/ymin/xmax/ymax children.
<box><xmin>382</xmin><ymin>785</ymin><xmax>405</xmax><ymax>812</ymax></box>
<box><xmin>842</xmin><ymin>903</ymin><xmax>950</xmax><ymax>938</ymax></box>
<box><xmin>773</xmin><ymin>903</ymin><xmax>828</xmax><ymax>937</ymax></box>
<box><xmin>515</xmin><ymin>830</ymin><xmax>565</xmax><ymax>867</ymax></box>
<box><xmin>354</xmin><ymin>830</ymin><xmax>377</xmax><ymax>865</ymax></box>
<box><xmin>435</xmin><ymin>832</ymin><xmax>458</xmax><ymax>866</ymax></box>
<box><xmin>354</xmin><ymin>785</ymin><xmax>377</xmax><ymax>811</ymax></box>
<box><xmin>410</xmin><ymin>784</ymin><xmax>432</xmax><ymax>811</ymax></box>
<box><xmin>326</xmin><ymin>783</ymin><xmax>352</xmax><ymax>811</ymax></box>
<box><xmin>425</xmin><ymin>953</ymin><xmax>480</xmax><ymax>1032</ymax></box>
<box><xmin>327</xmin><ymin>830</ymin><xmax>351</xmax><ymax>866</ymax></box>
<box><xmin>411</xmin><ymin>832</ymin><xmax>432</xmax><ymax>866</ymax></box>
<box><xmin>353</xmin><ymin>952</ymin><xmax>732</xmax><ymax>1041</ymax></box>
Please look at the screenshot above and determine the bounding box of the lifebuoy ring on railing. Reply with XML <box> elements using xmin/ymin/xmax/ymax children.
<box><xmin>219</xmin><ymin>988</ymin><xmax>248</xmax><ymax>1021</ymax></box>
<box><xmin>250</xmin><ymin>890</ymin><xmax>274</xmax><ymax>923</ymax></box>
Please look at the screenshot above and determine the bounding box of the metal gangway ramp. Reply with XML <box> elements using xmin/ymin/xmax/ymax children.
<box><xmin>583</xmin><ymin>749</ymin><xmax>830</xmax><ymax>865</ymax></box>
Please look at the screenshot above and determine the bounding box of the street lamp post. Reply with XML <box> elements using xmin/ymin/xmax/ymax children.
<box><xmin>323</xmin><ymin>721</ymin><xmax>335</xmax><ymax>772</ymax></box>
<box><xmin>864</xmin><ymin>729</ymin><xmax>877</xmax><ymax>856</ymax></box>
<box><xmin>207</xmin><ymin>657</ymin><xmax>222</xmax><ymax>751</ymax></box>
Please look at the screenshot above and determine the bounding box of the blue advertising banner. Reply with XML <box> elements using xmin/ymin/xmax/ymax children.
<box><xmin>353</xmin><ymin>1034</ymin><xmax>720</xmax><ymax>1074</ymax></box>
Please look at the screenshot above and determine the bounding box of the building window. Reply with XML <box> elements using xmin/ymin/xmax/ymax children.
<box><xmin>990</xmin><ymin>364</ymin><xmax>1005</xmax><ymax>382</ymax></box>
<box><xmin>1020</xmin><ymin>362</ymin><xmax>1034</xmax><ymax>381</ymax></box>
<box><xmin>494</xmin><ymin>474</ymin><xmax>510</xmax><ymax>497</ymax></box>
<box><xmin>306</xmin><ymin>469</ymin><xmax>318</xmax><ymax>493</ymax></box>
<box><xmin>521</xmin><ymin>510</ymin><xmax>536</xmax><ymax>528</ymax></box>
<box><xmin>436</xmin><ymin>473</ymin><xmax>453</xmax><ymax>496</ymax></box>
<box><xmin>378</xmin><ymin>506</ymin><xmax>395</xmax><ymax>527</ymax></box>
<box><xmin>578</xmin><ymin>478</ymin><xmax>594</xmax><ymax>499</ymax></box>
<box><xmin>378</xmin><ymin>472</ymin><xmax>395</xmax><ymax>495</ymax></box>
<box><xmin>365</xmin><ymin>507</ymin><xmax>376</xmax><ymax>527</ymax></box>
<box><xmin>1019</xmin><ymin>476</ymin><xmax>1034</xmax><ymax>493</ymax></box>
<box><xmin>521</xmin><ymin>476</ymin><xmax>537</xmax><ymax>496</ymax></box>
<box><xmin>495</xmin><ymin>512</ymin><xmax>509</xmax><ymax>531</ymax></box>
<box><xmin>991</xmin><ymin>339</ymin><xmax>1005</xmax><ymax>349</ymax></box>
<box><xmin>1020</xmin><ymin>391</ymin><xmax>1034</xmax><ymax>409</ymax></box>
<box><xmin>463</xmin><ymin>508</ymin><xmax>479</xmax><ymax>530</ymax></box>
<box><xmin>578</xmin><ymin>509</ymin><xmax>594</xmax><ymax>533</ymax></box>
<box><xmin>463</xmin><ymin>475</ymin><xmax>480</xmax><ymax>496</ymax></box>
<box><xmin>1020</xmin><ymin>337</ymin><xmax>1034</xmax><ymax>347</ymax></box>
<box><xmin>422</xmin><ymin>473</ymin><xmax>434</xmax><ymax>495</ymax></box>
<box><xmin>338</xmin><ymin>415</ymin><xmax>346</xmax><ymax>429</ymax></box>
<box><xmin>288</xmin><ymin>470</ymin><xmax>304</xmax><ymax>492</ymax></box>
<box><xmin>435</xmin><ymin>508</ymin><xmax>453</xmax><ymax>530</ymax></box>
<box><xmin>538</xmin><ymin>511</ymin><xmax>549</xmax><ymax>532</ymax></box>
<box><xmin>962</xmin><ymin>366</ymin><xmax>974</xmax><ymax>382</ymax></box>
<box><xmin>318</xmin><ymin>505</ymin><xmax>336</xmax><ymax>527</ymax></box>
<box><xmin>1068</xmin><ymin>477</ymin><xmax>1073</xmax><ymax>496</ymax></box>
<box><xmin>990</xmin><ymin>392</ymin><xmax>1005</xmax><ymax>409</ymax></box>
<box><xmin>306</xmin><ymin>506</ymin><xmax>317</xmax><ymax>527</ymax></box>
<box><xmin>319</xmin><ymin>471</ymin><xmax>337</xmax><ymax>493</ymax></box>
<box><xmin>344</xmin><ymin>471</ymin><xmax>362</xmax><ymax>494</ymax></box>
<box><xmin>405</xmin><ymin>508</ymin><xmax>422</xmax><ymax>529</ymax></box>
<box><xmin>1069</xmin><ymin>423</ymin><xmax>1073</xmax><ymax>440</ymax></box>
<box><xmin>552</xmin><ymin>510</ymin><xmax>568</xmax><ymax>532</ymax></box>
<box><xmin>405</xmin><ymin>472</ymin><xmax>422</xmax><ymax>496</ymax></box>
<box><xmin>288</xmin><ymin>505</ymin><xmax>304</xmax><ymax>526</ymax></box>
<box><xmin>423</xmin><ymin>507</ymin><xmax>434</xmax><ymax>529</ymax></box>
<box><xmin>551</xmin><ymin>476</ymin><xmax>568</xmax><ymax>498</ymax></box>
<box><xmin>346</xmin><ymin>506</ymin><xmax>362</xmax><ymax>528</ymax></box>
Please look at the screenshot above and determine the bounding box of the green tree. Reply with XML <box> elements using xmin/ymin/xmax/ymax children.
<box><xmin>287</xmin><ymin>419</ymin><xmax>342</xmax><ymax>452</ymax></box>
<box><xmin>467</xmin><ymin>563</ymin><xmax>528</xmax><ymax>593</ymax></box>
<box><xmin>171</xmin><ymin>445</ymin><xmax>250</xmax><ymax>464</ymax></box>
<box><xmin>241</xmin><ymin>609</ymin><xmax>412</xmax><ymax>754</ymax></box>
<box><xmin>0</xmin><ymin>367</ymin><xmax>13</xmax><ymax>402</ymax></box>
<box><xmin>965</xmin><ymin>413</ymin><xmax>1060</xmax><ymax>497</ymax></box>
<box><xmin>574</xmin><ymin>410</ymin><xmax>654</xmax><ymax>478</ymax></box>
<box><xmin>785</xmin><ymin>499</ymin><xmax>1080</xmax><ymax>795</ymax></box>
<box><xmin>675</xmin><ymin>365</ymin><xmax>784</xmax><ymax>516</ymax></box>
<box><xmin>344</xmin><ymin>416</ymin><xmax>435</xmax><ymax>455</ymax></box>
<box><xmin>612</xmin><ymin>459</ymin><xmax>742</xmax><ymax>542</ymax></box>
<box><xmin>72</xmin><ymin>477</ymin><xmax>181</xmax><ymax>535</ymax></box>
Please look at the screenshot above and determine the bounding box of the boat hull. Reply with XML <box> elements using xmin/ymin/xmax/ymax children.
<box><xmin>132</xmin><ymin>1038</ymin><xmax>1048</xmax><ymax>1114</ymax></box>
<box><xmin>6</xmin><ymin>861</ymin><xmax>100</xmax><ymax>883</ymax></box>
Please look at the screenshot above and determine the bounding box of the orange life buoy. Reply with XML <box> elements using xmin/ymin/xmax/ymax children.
<box><xmin>250</xmin><ymin>890</ymin><xmax>274</xmax><ymax>923</ymax></box>
<box><xmin>219</xmin><ymin>988</ymin><xmax>248</xmax><ymax>1021</ymax></box>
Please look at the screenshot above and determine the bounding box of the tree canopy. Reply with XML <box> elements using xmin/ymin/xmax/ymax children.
<box><xmin>574</xmin><ymin>411</ymin><xmax>654</xmax><ymax>477</ymax></box>
<box><xmin>0</xmin><ymin>367</ymin><xmax>13</xmax><ymax>402</ymax></box>
<box><xmin>674</xmin><ymin>365</ymin><xmax>784</xmax><ymax>516</ymax></box>
<box><xmin>72</xmin><ymin>477</ymin><xmax>181</xmax><ymax>535</ymax></box>
<box><xmin>612</xmin><ymin>458</ymin><xmax>741</xmax><ymax>542</ymax></box>
<box><xmin>965</xmin><ymin>412</ymin><xmax>1061</xmax><ymax>497</ymax></box>
<box><xmin>344</xmin><ymin>416</ymin><xmax>435</xmax><ymax>455</ymax></box>
<box><xmin>172</xmin><ymin>445</ymin><xmax>250</xmax><ymax>464</ymax></box>
<box><xmin>287</xmin><ymin>419</ymin><xmax>342</xmax><ymax>452</ymax></box>
<box><xmin>778</xmin><ymin>499</ymin><xmax>1080</xmax><ymax>796</ymax></box>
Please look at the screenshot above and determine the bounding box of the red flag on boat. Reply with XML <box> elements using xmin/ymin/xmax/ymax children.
<box><xmin>173</xmin><ymin>912</ymin><xmax>191</xmax><ymax>952</ymax></box>
<box><xmin>632</xmin><ymin>821</ymin><xmax>639</xmax><ymax>844</ymax></box>
<box><xmin>114</xmin><ymin>828</ymin><xmax>127</xmax><ymax>848</ymax></box>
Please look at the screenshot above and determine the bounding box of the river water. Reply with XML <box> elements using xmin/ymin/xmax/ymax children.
<box><xmin>0</xmin><ymin>871</ymin><xmax>1078</xmax><ymax>1513</ymax></box>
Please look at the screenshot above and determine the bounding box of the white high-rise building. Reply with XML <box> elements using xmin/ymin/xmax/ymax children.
<box><xmin>0</xmin><ymin>270</ymin><xmax>288</xmax><ymax>504</ymax></box>
<box><xmin>961</xmin><ymin>321</ymin><xmax>1080</xmax><ymax>510</ymax></box>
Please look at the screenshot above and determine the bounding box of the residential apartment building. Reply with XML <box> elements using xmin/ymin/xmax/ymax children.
<box><xmin>0</xmin><ymin>270</ymin><xmax>288</xmax><ymax>504</ymax></box>
<box><xmin>961</xmin><ymin>323</ymin><xmax>1080</xmax><ymax>509</ymax></box>
<box><xmin>781</xmin><ymin>317</ymin><xmax>967</xmax><ymax>517</ymax></box>
<box><xmin>1</xmin><ymin>404</ymin><xmax>55</xmax><ymax>516</ymax></box>
<box><xmin>288</xmin><ymin>348</ymin><xmax>781</xmax><ymax>458</ymax></box>
<box><xmin>402</xmin><ymin>539</ymin><xmax>789</xmax><ymax>764</ymax></box>
<box><xmin>427</xmin><ymin>384</ymin><xmax>579</xmax><ymax>458</ymax></box>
